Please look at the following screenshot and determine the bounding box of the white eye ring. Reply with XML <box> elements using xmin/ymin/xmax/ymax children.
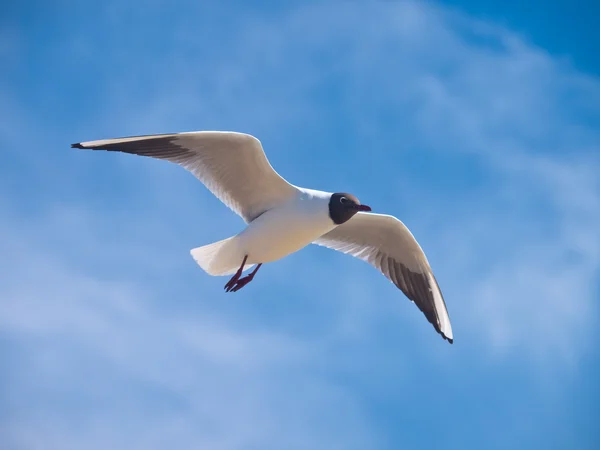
<box><xmin>340</xmin><ymin>196</ymin><xmax>349</xmax><ymax>204</ymax></box>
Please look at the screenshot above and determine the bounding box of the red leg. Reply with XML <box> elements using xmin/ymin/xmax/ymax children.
<box><xmin>229</xmin><ymin>263</ymin><xmax>262</xmax><ymax>293</ymax></box>
<box><xmin>224</xmin><ymin>255</ymin><xmax>248</xmax><ymax>292</ymax></box>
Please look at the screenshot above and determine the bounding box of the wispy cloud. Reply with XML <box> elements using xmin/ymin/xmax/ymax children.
<box><xmin>0</xmin><ymin>209</ymin><xmax>379</xmax><ymax>450</ymax></box>
<box><xmin>2</xmin><ymin>1</ymin><xmax>599</xmax><ymax>449</ymax></box>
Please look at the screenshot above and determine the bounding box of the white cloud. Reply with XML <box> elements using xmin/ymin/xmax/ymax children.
<box><xmin>0</xmin><ymin>209</ymin><xmax>379</xmax><ymax>450</ymax></box>
<box><xmin>2</xmin><ymin>0</ymin><xmax>600</xmax><ymax>448</ymax></box>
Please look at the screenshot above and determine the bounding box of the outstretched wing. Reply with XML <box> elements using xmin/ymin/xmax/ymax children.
<box><xmin>73</xmin><ymin>131</ymin><xmax>298</xmax><ymax>222</ymax></box>
<box><xmin>314</xmin><ymin>212</ymin><xmax>453</xmax><ymax>343</ymax></box>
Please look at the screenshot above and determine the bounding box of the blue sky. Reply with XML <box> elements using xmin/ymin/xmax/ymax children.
<box><xmin>1</xmin><ymin>1</ymin><xmax>599</xmax><ymax>449</ymax></box>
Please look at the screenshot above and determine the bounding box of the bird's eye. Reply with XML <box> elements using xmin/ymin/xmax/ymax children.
<box><xmin>340</xmin><ymin>197</ymin><xmax>349</xmax><ymax>204</ymax></box>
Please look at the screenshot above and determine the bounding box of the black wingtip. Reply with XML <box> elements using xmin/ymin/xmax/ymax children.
<box><xmin>71</xmin><ymin>143</ymin><xmax>85</xmax><ymax>149</ymax></box>
<box><xmin>441</xmin><ymin>332</ymin><xmax>453</xmax><ymax>344</ymax></box>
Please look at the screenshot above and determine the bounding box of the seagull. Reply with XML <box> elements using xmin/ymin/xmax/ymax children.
<box><xmin>72</xmin><ymin>131</ymin><xmax>453</xmax><ymax>343</ymax></box>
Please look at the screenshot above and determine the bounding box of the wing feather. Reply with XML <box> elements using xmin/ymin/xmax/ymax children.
<box><xmin>314</xmin><ymin>212</ymin><xmax>453</xmax><ymax>343</ymax></box>
<box><xmin>72</xmin><ymin>131</ymin><xmax>298</xmax><ymax>222</ymax></box>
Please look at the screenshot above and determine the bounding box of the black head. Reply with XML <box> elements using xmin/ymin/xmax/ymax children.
<box><xmin>328</xmin><ymin>192</ymin><xmax>372</xmax><ymax>225</ymax></box>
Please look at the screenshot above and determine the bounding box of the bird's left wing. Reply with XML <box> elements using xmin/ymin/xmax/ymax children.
<box><xmin>313</xmin><ymin>212</ymin><xmax>453</xmax><ymax>343</ymax></box>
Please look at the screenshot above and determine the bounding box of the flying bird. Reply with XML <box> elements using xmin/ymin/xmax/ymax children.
<box><xmin>72</xmin><ymin>131</ymin><xmax>453</xmax><ymax>343</ymax></box>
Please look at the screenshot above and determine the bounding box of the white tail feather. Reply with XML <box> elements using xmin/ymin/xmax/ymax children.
<box><xmin>190</xmin><ymin>236</ymin><xmax>252</xmax><ymax>276</ymax></box>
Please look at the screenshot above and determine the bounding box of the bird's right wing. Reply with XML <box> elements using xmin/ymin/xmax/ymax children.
<box><xmin>314</xmin><ymin>212</ymin><xmax>453</xmax><ymax>343</ymax></box>
<box><xmin>72</xmin><ymin>131</ymin><xmax>299</xmax><ymax>222</ymax></box>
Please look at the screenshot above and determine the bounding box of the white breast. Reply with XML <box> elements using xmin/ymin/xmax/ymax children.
<box><xmin>237</xmin><ymin>188</ymin><xmax>336</xmax><ymax>264</ymax></box>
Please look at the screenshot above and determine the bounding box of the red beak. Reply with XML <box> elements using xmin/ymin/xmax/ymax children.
<box><xmin>356</xmin><ymin>204</ymin><xmax>372</xmax><ymax>212</ymax></box>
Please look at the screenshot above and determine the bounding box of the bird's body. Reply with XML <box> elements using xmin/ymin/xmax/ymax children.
<box><xmin>237</xmin><ymin>188</ymin><xmax>336</xmax><ymax>265</ymax></box>
<box><xmin>191</xmin><ymin>187</ymin><xmax>336</xmax><ymax>275</ymax></box>
<box><xmin>73</xmin><ymin>131</ymin><xmax>454</xmax><ymax>343</ymax></box>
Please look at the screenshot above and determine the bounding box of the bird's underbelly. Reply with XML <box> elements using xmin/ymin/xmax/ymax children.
<box><xmin>237</xmin><ymin>207</ymin><xmax>336</xmax><ymax>264</ymax></box>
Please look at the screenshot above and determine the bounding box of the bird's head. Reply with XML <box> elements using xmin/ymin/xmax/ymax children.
<box><xmin>328</xmin><ymin>192</ymin><xmax>372</xmax><ymax>225</ymax></box>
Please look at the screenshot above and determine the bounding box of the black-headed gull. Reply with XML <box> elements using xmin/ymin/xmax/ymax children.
<box><xmin>72</xmin><ymin>131</ymin><xmax>453</xmax><ymax>343</ymax></box>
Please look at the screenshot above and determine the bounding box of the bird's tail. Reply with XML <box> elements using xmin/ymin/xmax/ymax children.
<box><xmin>190</xmin><ymin>236</ymin><xmax>253</xmax><ymax>276</ymax></box>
